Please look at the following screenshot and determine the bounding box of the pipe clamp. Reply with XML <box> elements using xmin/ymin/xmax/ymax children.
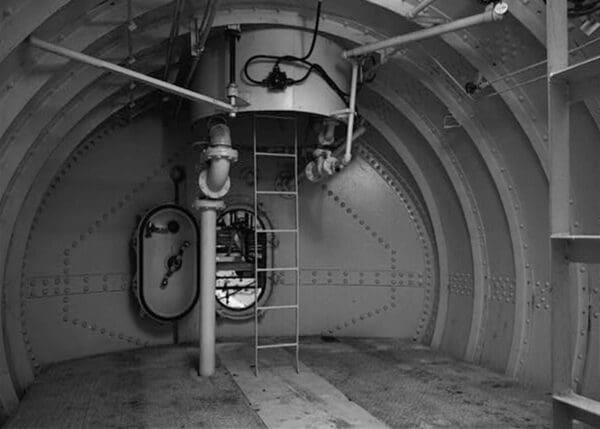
<box><xmin>193</xmin><ymin>198</ymin><xmax>225</xmax><ymax>211</ymax></box>
<box><xmin>204</xmin><ymin>146</ymin><xmax>238</xmax><ymax>162</ymax></box>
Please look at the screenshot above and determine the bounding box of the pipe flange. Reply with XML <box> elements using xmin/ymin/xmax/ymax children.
<box><xmin>193</xmin><ymin>198</ymin><xmax>225</xmax><ymax>211</ymax></box>
<box><xmin>198</xmin><ymin>169</ymin><xmax>231</xmax><ymax>199</ymax></box>
<box><xmin>204</xmin><ymin>145</ymin><xmax>238</xmax><ymax>162</ymax></box>
<box><xmin>491</xmin><ymin>2</ymin><xmax>508</xmax><ymax>20</ymax></box>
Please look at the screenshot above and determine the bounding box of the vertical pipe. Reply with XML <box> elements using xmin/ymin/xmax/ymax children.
<box><xmin>198</xmin><ymin>202</ymin><xmax>220</xmax><ymax>377</ymax></box>
<box><xmin>343</xmin><ymin>62</ymin><xmax>359</xmax><ymax>164</ymax></box>
<box><xmin>229</xmin><ymin>30</ymin><xmax>237</xmax><ymax>85</ymax></box>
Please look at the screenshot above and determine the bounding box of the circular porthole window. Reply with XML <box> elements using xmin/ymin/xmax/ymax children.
<box><xmin>215</xmin><ymin>206</ymin><xmax>273</xmax><ymax>320</ymax></box>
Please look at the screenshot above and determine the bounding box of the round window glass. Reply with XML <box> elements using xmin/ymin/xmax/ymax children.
<box><xmin>215</xmin><ymin>207</ymin><xmax>271</xmax><ymax>319</ymax></box>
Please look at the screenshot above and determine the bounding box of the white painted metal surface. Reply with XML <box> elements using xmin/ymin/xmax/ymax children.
<box><xmin>191</xmin><ymin>28</ymin><xmax>349</xmax><ymax>120</ymax></box>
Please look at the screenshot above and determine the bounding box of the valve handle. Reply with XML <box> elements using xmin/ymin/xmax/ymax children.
<box><xmin>160</xmin><ymin>240</ymin><xmax>191</xmax><ymax>289</ymax></box>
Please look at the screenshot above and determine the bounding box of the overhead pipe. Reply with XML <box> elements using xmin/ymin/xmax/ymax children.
<box><xmin>342</xmin><ymin>2</ymin><xmax>508</xmax><ymax>58</ymax></box>
<box><xmin>183</xmin><ymin>0</ymin><xmax>219</xmax><ymax>85</ymax></box>
<box><xmin>195</xmin><ymin>122</ymin><xmax>237</xmax><ymax>377</ymax></box>
<box><xmin>343</xmin><ymin>62</ymin><xmax>359</xmax><ymax>164</ymax></box>
<box><xmin>162</xmin><ymin>0</ymin><xmax>185</xmax><ymax>81</ymax></box>
<box><xmin>175</xmin><ymin>0</ymin><xmax>219</xmax><ymax>115</ymax></box>
<box><xmin>407</xmin><ymin>0</ymin><xmax>441</xmax><ymax>19</ymax></box>
<box><xmin>29</xmin><ymin>36</ymin><xmax>235</xmax><ymax>112</ymax></box>
<box><xmin>191</xmin><ymin>0</ymin><xmax>219</xmax><ymax>58</ymax></box>
<box><xmin>339</xmin><ymin>2</ymin><xmax>507</xmax><ymax>164</ymax></box>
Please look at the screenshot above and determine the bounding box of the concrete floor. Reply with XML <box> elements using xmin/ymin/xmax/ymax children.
<box><xmin>5</xmin><ymin>346</ymin><xmax>265</xmax><ymax>429</ymax></box>
<box><xmin>299</xmin><ymin>338</ymin><xmax>551</xmax><ymax>428</ymax></box>
<box><xmin>5</xmin><ymin>338</ymin><xmax>551</xmax><ymax>428</ymax></box>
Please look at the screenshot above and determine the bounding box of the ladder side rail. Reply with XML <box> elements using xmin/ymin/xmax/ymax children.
<box><xmin>252</xmin><ymin>115</ymin><xmax>301</xmax><ymax>375</ymax></box>
<box><xmin>294</xmin><ymin>117</ymin><xmax>301</xmax><ymax>374</ymax></box>
<box><xmin>253</xmin><ymin>115</ymin><xmax>259</xmax><ymax>376</ymax></box>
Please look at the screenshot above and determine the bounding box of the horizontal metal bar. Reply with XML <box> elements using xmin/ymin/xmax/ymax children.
<box><xmin>255</xmin><ymin>152</ymin><xmax>296</xmax><ymax>158</ymax></box>
<box><xmin>550</xmin><ymin>53</ymin><xmax>600</xmax><ymax>102</ymax></box>
<box><xmin>553</xmin><ymin>393</ymin><xmax>600</xmax><ymax>427</ymax></box>
<box><xmin>343</xmin><ymin>3</ymin><xmax>507</xmax><ymax>58</ymax></box>
<box><xmin>256</xmin><ymin>191</ymin><xmax>297</xmax><ymax>195</ymax></box>
<box><xmin>256</xmin><ymin>229</ymin><xmax>298</xmax><ymax>233</ymax></box>
<box><xmin>551</xmin><ymin>234</ymin><xmax>600</xmax><ymax>263</ymax></box>
<box><xmin>256</xmin><ymin>267</ymin><xmax>298</xmax><ymax>272</ymax></box>
<box><xmin>329</xmin><ymin>108</ymin><xmax>352</xmax><ymax>117</ymax></box>
<box><xmin>216</xmin><ymin>285</ymin><xmax>257</xmax><ymax>290</ymax></box>
<box><xmin>256</xmin><ymin>343</ymin><xmax>298</xmax><ymax>350</ymax></box>
<box><xmin>257</xmin><ymin>305</ymin><xmax>298</xmax><ymax>310</ymax></box>
<box><xmin>29</xmin><ymin>36</ymin><xmax>235</xmax><ymax>112</ymax></box>
<box><xmin>217</xmin><ymin>262</ymin><xmax>254</xmax><ymax>270</ymax></box>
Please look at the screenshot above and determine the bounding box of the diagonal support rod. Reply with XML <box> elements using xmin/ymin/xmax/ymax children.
<box><xmin>29</xmin><ymin>36</ymin><xmax>235</xmax><ymax>112</ymax></box>
<box><xmin>343</xmin><ymin>2</ymin><xmax>508</xmax><ymax>58</ymax></box>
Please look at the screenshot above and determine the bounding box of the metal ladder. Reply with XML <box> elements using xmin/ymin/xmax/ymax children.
<box><xmin>252</xmin><ymin>115</ymin><xmax>300</xmax><ymax>376</ymax></box>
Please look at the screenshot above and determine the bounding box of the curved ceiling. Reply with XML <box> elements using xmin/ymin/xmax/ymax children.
<box><xmin>2</xmin><ymin>0</ymin><xmax>600</xmax><ymax>415</ymax></box>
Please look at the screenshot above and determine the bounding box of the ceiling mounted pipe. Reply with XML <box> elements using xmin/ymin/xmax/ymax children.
<box><xmin>343</xmin><ymin>2</ymin><xmax>508</xmax><ymax>58</ymax></box>
<box><xmin>29</xmin><ymin>36</ymin><xmax>235</xmax><ymax>113</ymax></box>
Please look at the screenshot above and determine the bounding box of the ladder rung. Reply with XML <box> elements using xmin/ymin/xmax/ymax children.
<box><xmin>257</xmin><ymin>304</ymin><xmax>298</xmax><ymax>310</ymax></box>
<box><xmin>256</xmin><ymin>191</ymin><xmax>297</xmax><ymax>196</ymax></box>
<box><xmin>256</xmin><ymin>342</ymin><xmax>298</xmax><ymax>350</ymax></box>
<box><xmin>256</xmin><ymin>229</ymin><xmax>298</xmax><ymax>233</ymax></box>
<box><xmin>255</xmin><ymin>152</ymin><xmax>297</xmax><ymax>158</ymax></box>
<box><xmin>256</xmin><ymin>267</ymin><xmax>298</xmax><ymax>272</ymax></box>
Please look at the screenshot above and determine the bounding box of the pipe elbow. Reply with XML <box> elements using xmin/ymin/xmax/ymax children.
<box><xmin>198</xmin><ymin>123</ymin><xmax>238</xmax><ymax>199</ymax></box>
<box><xmin>206</xmin><ymin>158</ymin><xmax>231</xmax><ymax>191</ymax></box>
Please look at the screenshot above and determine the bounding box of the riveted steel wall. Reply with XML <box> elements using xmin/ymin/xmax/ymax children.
<box><xmin>3</xmin><ymin>0</ymin><xmax>600</xmax><ymax>415</ymax></box>
<box><xmin>9</xmin><ymin>106</ymin><xmax>439</xmax><ymax>369</ymax></box>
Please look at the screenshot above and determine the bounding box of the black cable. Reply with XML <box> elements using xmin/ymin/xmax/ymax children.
<box><xmin>298</xmin><ymin>0</ymin><xmax>321</xmax><ymax>61</ymax></box>
<box><xmin>242</xmin><ymin>0</ymin><xmax>350</xmax><ymax>105</ymax></box>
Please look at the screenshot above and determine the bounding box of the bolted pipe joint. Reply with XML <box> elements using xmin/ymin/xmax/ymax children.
<box><xmin>197</xmin><ymin>123</ymin><xmax>238</xmax><ymax>199</ymax></box>
<box><xmin>208</xmin><ymin>122</ymin><xmax>232</xmax><ymax>147</ymax></box>
<box><xmin>490</xmin><ymin>1</ymin><xmax>509</xmax><ymax>21</ymax></box>
<box><xmin>305</xmin><ymin>149</ymin><xmax>341</xmax><ymax>183</ymax></box>
<box><xmin>317</xmin><ymin>119</ymin><xmax>338</xmax><ymax>146</ymax></box>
